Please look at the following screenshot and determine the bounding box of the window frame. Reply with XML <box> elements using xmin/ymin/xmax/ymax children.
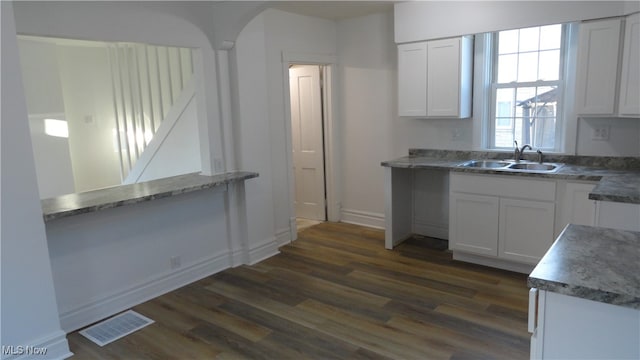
<box><xmin>486</xmin><ymin>24</ymin><xmax>570</xmax><ymax>152</ymax></box>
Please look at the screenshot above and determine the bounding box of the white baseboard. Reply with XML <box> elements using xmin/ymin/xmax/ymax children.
<box><xmin>413</xmin><ymin>220</ymin><xmax>449</xmax><ymax>240</ymax></box>
<box><xmin>248</xmin><ymin>236</ymin><xmax>279</xmax><ymax>265</ymax></box>
<box><xmin>275</xmin><ymin>227</ymin><xmax>291</xmax><ymax>247</ymax></box>
<box><xmin>58</xmin><ymin>252</ymin><xmax>231</xmax><ymax>333</ymax></box>
<box><xmin>230</xmin><ymin>248</ymin><xmax>247</xmax><ymax>267</ymax></box>
<box><xmin>341</xmin><ymin>208</ymin><xmax>385</xmax><ymax>229</ymax></box>
<box><xmin>2</xmin><ymin>330</ymin><xmax>72</xmax><ymax>360</ymax></box>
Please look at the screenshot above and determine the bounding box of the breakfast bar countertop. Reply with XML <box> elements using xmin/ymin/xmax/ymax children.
<box><xmin>42</xmin><ymin>171</ymin><xmax>259</xmax><ymax>221</ymax></box>
<box><xmin>528</xmin><ymin>224</ymin><xmax>640</xmax><ymax>310</ymax></box>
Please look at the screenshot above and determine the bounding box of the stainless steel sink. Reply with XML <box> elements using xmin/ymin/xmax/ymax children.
<box><xmin>507</xmin><ymin>163</ymin><xmax>560</xmax><ymax>172</ymax></box>
<box><xmin>459</xmin><ymin>160</ymin><xmax>510</xmax><ymax>169</ymax></box>
<box><xmin>458</xmin><ymin>159</ymin><xmax>563</xmax><ymax>172</ymax></box>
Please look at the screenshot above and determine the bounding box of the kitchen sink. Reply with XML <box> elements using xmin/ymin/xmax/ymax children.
<box><xmin>458</xmin><ymin>159</ymin><xmax>563</xmax><ymax>173</ymax></box>
<box><xmin>507</xmin><ymin>163</ymin><xmax>560</xmax><ymax>172</ymax></box>
<box><xmin>458</xmin><ymin>160</ymin><xmax>511</xmax><ymax>169</ymax></box>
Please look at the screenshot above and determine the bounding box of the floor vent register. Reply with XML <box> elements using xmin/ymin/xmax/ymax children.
<box><xmin>80</xmin><ymin>310</ymin><xmax>154</xmax><ymax>346</ymax></box>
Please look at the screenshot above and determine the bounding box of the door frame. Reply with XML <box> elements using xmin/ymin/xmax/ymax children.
<box><xmin>282</xmin><ymin>52</ymin><xmax>339</xmax><ymax>240</ymax></box>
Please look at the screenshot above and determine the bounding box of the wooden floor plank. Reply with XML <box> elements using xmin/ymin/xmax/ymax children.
<box><xmin>66</xmin><ymin>222</ymin><xmax>530</xmax><ymax>359</ymax></box>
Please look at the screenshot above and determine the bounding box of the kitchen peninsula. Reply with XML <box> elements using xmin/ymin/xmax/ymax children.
<box><xmin>527</xmin><ymin>224</ymin><xmax>640</xmax><ymax>359</ymax></box>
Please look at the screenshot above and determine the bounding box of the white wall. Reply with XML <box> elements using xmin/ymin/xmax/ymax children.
<box><xmin>233</xmin><ymin>9</ymin><xmax>337</xmax><ymax>247</ymax></box>
<box><xmin>232</xmin><ymin>13</ymin><xmax>278</xmax><ymax>260</ymax></box>
<box><xmin>0</xmin><ymin>2</ymin><xmax>71</xmax><ymax>358</ymax></box>
<box><xmin>16</xmin><ymin>38</ymin><xmax>66</xmax><ymax>114</ymax></box>
<box><xmin>576</xmin><ymin>117</ymin><xmax>640</xmax><ymax>156</ymax></box>
<box><xmin>17</xmin><ymin>38</ymin><xmax>76</xmax><ymax>198</ymax></box>
<box><xmin>57</xmin><ymin>44</ymin><xmax>123</xmax><ymax>192</ymax></box>
<box><xmin>46</xmin><ymin>188</ymin><xmax>230</xmax><ymax>332</ymax></box>
<box><xmin>338</xmin><ymin>11</ymin><xmax>397</xmax><ymax>228</ymax></box>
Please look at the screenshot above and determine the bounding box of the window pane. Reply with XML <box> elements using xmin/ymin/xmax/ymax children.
<box><xmin>539</xmin><ymin>24</ymin><xmax>562</xmax><ymax>50</ymax></box>
<box><xmin>515</xmin><ymin>87</ymin><xmax>536</xmax><ymax>120</ymax></box>
<box><xmin>538</xmin><ymin>50</ymin><xmax>560</xmax><ymax>81</ymax></box>
<box><xmin>519</xmin><ymin>27</ymin><xmax>540</xmax><ymax>52</ymax></box>
<box><xmin>496</xmin><ymin>88</ymin><xmax>515</xmax><ymax>115</ymax></box>
<box><xmin>495</xmin><ymin>124</ymin><xmax>514</xmax><ymax>147</ymax></box>
<box><xmin>499</xmin><ymin>29</ymin><xmax>519</xmax><ymax>54</ymax></box>
<box><xmin>517</xmin><ymin>52</ymin><xmax>539</xmax><ymax>82</ymax></box>
<box><xmin>490</xmin><ymin>23</ymin><xmax>565</xmax><ymax>150</ymax></box>
<box><xmin>497</xmin><ymin>54</ymin><xmax>517</xmax><ymax>83</ymax></box>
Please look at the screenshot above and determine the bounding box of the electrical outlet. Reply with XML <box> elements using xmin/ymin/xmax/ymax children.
<box><xmin>170</xmin><ymin>256</ymin><xmax>181</xmax><ymax>270</ymax></box>
<box><xmin>592</xmin><ymin>125</ymin><xmax>610</xmax><ymax>141</ymax></box>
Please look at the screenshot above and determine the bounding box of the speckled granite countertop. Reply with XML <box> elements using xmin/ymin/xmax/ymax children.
<box><xmin>42</xmin><ymin>171</ymin><xmax>259</xmax><ymax>221</ymax></box>
<box><xmin>381</xmin><ymin>149</ymin><xmax>640</xmax><ymax>204</ymax></box>
<box><xmin>528</xmin><ymin>224</ymin><xmax>640</xmax><ymax>310</ymax></box>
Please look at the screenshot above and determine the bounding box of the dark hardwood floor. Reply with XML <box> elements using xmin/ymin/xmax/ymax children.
<box><xmin>68</xmin><ymin>222</ymin><xmax>530</xmax><ymax>359</ymax></box>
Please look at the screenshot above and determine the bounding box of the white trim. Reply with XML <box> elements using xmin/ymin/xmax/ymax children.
<box><xmin>123</xmin><ymin>79</ymin><xmax>196</xmax><ymax>184</ymax></box>
<box><xmin>58</xmin><ymin>251</ymin><xmax>231</xmax><ymax>333</ymax></box>
<box><xmin>282</xmin><ymin>52</ymin><xmax>337</xmax><ymax>65</ymax></box>
<box><xmin>248</xmin><ymin>236</ymin><xmax>279</xmax><ymax>265</ymax></box>
<box><xmin>289</xmin><ymin>216</ymin><xmax>298</xmax><ymax>241</ymax></box>
<box><xmin>341</xmin><ymin>208</ymin><xmax>385</xmax><ymax>229</ymax></box>
<box><xmin>322</xmin><ymin>65</ymin><xmax>341</xmax><ymax>222</ymax></box>
<box><xmin>281</xmin><ymin>52</ymin><xmax>341</xmax><ymax>228</ymax></box>
<box><xmin>275</xmin><ymin>227</ymin><xmax>291</xmax><ymax>247</ymax></box>
<box><xmin>1</xmin><ymin>331</ymin><xmax>72</xmax><ymax>360</ymax></box>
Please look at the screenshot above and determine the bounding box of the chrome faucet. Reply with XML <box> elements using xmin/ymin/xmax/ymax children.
<box><xmin>514</xmin><ymin>141</ymin><xmax>532</xmax><ymax>161</ymax></box>
<box><xmin>536</xmin><ymin>149</ymin><xmax>544</xmax><ymax>164</ymax></box>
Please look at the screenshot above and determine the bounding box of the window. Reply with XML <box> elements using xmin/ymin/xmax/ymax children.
<box><xmin>489</xmin><ymin>24</ymin><xmax>567</xmax><ymax>150</ymax></box>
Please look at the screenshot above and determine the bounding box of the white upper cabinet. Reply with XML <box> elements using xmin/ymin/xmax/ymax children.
<box><xmin>398</xmin><ymin>42</ymin><xmax>428</xmax><ymax>117</ymax></box>
<box><xmin>575</xmin><ymin>14</ymin><xmax>640</xmax><ymax>117</ymax></box>
<box><xmin>575</xmin><ymin>18</ymin><xmax>622</xmax><ymax>115</ymax></box>
<box><xmin>427</xmin><ymin>37</ymin><xmax>473</xmax><ymax>117</ymax></box>
<box><xmin>618</xmin><ymin>12</ymin><xmax>640</xmax><ymax>116</ymax></box>
<box><xmin>398</xmin><ymin>36</ymin><xmax>473</xmax><ymax>118</ymax></box>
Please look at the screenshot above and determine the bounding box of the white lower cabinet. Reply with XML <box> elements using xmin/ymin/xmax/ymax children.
<box><xmin>595</xmin><ymin>200</ymin><xmax>640</xmax><ymax>231</ymax></box>
<box><xmin>449</xmin><ymin>173</ymin><xmax>556</xmax><ymax>271</ymax></box>
<box><xmin>449</xmin><ymin>193</ymin><xmax>499</xmax><ymax>256</ymax></box>
<box><xmin>555</xmin><ymin>181</ymin><xmax>597</xmax><ymax>237</ymax></box>
<box><xmin>529</xmin><ymin>289</ymin><xmax>640</xmax><ymax>359</ymax></box>
<box><xmin>499</xmin><ymin>199</ymin><xmax>556</xmax><ymax>264</ymax></box>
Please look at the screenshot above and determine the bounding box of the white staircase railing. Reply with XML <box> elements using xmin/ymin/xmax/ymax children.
<box><xmin>107</xmin><ymin>43</ymin><xmax>193</xmax><ymax>181</ymax></box>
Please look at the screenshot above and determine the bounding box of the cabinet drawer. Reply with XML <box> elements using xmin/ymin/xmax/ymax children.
<box><xmin>450</xmin><ymin>173</ymin><xmax>556</xmax><ymax>201</ymax></box>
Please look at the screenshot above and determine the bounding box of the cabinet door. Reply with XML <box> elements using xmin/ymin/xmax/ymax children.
<box><xmin>575</xmin><ymin>18</ymin><xmax>622</xmax><ymax>115</ymax></box>
<box><xmin>619</xmin><ymin>13</ymin><xmax>640</xmax><ymax>116</ymax></box>
<box><xmin>556</xmin><ymin>182</ymin><xmax>596</xmax><ymax>237</ymax></box>
<box><xmin>499</xmin><ymin>198</ymin><xmax>555</xmax><ymax>264</ymax></box>
<box><xmin>595</xmin><ymin>201</ymin><xmax>640</xmax><ymax>232</ymax></box>
<box><xmin>427</xmin><ymin>38</ymin><xmax>461</xmax><ymax>117</ymax></box>
<box><xmin>398</xmin><ymin>42</ymin><xmax>427</xmax><ymax>117</ymax></box>
<box><xmin>449</xmin><ymin>193</ymin><xmax>499</xmax><ymax>256</ymax></box>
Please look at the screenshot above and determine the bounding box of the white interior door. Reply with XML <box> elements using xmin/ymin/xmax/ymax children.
<box><xmin>289</xmin><ymin>65</ymin><xmax>326</xmax><ymax>221</ymax></box>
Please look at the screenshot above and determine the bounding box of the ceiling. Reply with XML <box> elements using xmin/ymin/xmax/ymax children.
<box><xmin>268</xmin><ymin>1</ymin><xmax>396</xmax><ymax>20</ymax></box>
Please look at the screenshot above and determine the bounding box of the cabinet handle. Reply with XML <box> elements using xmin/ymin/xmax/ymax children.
<box><xmin>528</xmin><ymin>288</ymin><xmax>538</xmax><ymax>333</ymax></box>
